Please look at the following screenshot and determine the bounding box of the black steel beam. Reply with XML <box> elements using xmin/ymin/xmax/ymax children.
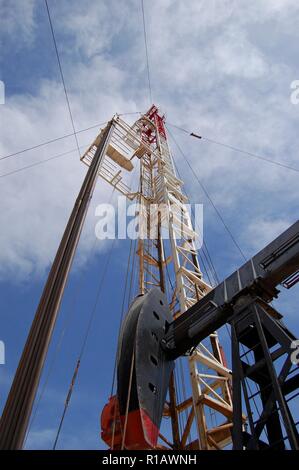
<box><xmin>162</xmin><ymin>220</ymin><xmax>299</xmax><ymax>359</ymax></box>
<box><xmin>230</xmin><ymin>300</ymin><xmax>299</xmax><ymax>450</ymax></box>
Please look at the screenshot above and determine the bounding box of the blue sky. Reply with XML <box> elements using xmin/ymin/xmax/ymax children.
<box><xmin>0</xmin><ymin>0</ymin><xmax>299</xmax><ymax>449</ymax></box>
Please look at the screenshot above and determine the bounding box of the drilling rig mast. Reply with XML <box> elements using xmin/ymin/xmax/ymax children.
<box><xmin>82</xmin><ymin>106</ymin><xmax>234</xmax><ymax>449</ymax></box>
<box><xmin>1</xmin><ymin>106</ymin><xmax>298</xmax><ymax>451</ymax></box>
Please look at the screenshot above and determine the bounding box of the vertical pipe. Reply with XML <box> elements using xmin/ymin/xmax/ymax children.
<box><xmin>156</xmin><ymin>211</ymin><xmax>165</xmax><ymax>294</ymax></box>
<box><xmin>254</xmin><ymin>305</ymin><xmax>299</xmax><ymax>449</ymax></box>
<box><xmin>0</xmin><ymin>120</ymin><xmax>114</xmax><ymax>449</ymax></box>
<box><xmin>155</xmin><ymin>139</ymin><xmax>180</xmax><ymax>448</ymax></box>
<box><xmin>157</xmin><ymin>219</ymin><xmax>180</xmax><ymax>448</ymax></box>
<box><xmin>231</xmin><ymin>323</ymin><xmax>243</xmax><ymax>450</ymax></box>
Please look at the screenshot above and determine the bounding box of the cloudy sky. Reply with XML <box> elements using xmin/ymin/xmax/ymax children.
<box><xmin>0</xmin><ymin>0</ymin><xmax>299</xmax><ymax>449</ymax></box>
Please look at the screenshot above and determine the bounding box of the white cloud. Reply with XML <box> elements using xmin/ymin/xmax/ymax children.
<box><xmin>244</xmin><ymin>216</ymin><xmax>292</xmax><ymax>252</ymax></box>
<box><xmin>0</xmin><ymin>78</ymin><xmax>121</xmax><ymax>280</ymax></box>
<box><xmin>236</xmin><ymin>0</ymin><xmax>299</xmax><ymax>25</ymax></box>
<box><xmin>25</xmin><ymin>425</ymin><xmax>97</xmax><ymax>449</ymax></box>
<box><xmin>212</xmin><ymin>27</ymin><xmax>268</xmax><ymax>78</ymax></box>
<box><xmin>57</xmin><ymin>0</ymin><xmax>135</xmax><ymax>59</ymax></box>
<box><xmin>25</xmin><ymin>427</ymin><xmax>56</xmax><ymax>449</ymax></box>
<box><xmin>0</xmin><ymin>0</ymin><xmax>36</xmax><ymax>47</ymax></box>
<box><xmin>0</xmin><ymin>0</ymin><xmax>298</xmax><ymax>282</ymax></box>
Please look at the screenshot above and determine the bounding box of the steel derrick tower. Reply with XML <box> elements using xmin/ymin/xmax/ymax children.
<box><xmin>85</xmin><ymin>106</ymin><xmax>234</xmax><ymax>450</ymax></box>
<box><xmin>1</xmin><ymin>106</ymin><xmax>298</xmax><ymax>451</ymax></box>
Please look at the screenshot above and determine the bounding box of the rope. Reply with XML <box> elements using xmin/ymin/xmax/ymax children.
<box><xmin>111</xmin><ymin>397</ymin><xmax>118</xmax><ymax>450</ymax></box>
<box><xmin>141</xmin><ymin>0</ymin><xmax>152</xmax><ymax>105</ymax></box>
<box><xmin>52</xmin><ymin>222</ymin><xmax>117</xmax><ymax>449</ymax></box>
<box><xmin>167</xmin><ymin>122</ymin><xmax>299</xmax><ymax>174</ymax></box>
<box><xmin>202</xmin><ymin>136</ymin><xmax>299</xmax><ymax>173</ymax></box>
<box><xmin>0</xmin><ymin>111</ymin><xmax>140</xmax><ymax>163</ymax></box>
<box><xmin>166</xmin><ymin>124</ymin><xmax>273</xmax><ymax>433</ymax></box>
<box><xmin>0</xmin><ymin>142</ymin><xmax>91</xmax><ymax>179</ymax></box>
<box><xmin>166</xmin><ymin>124</ymin><xmax>247</xmax><ymax>262</ymax></box>
<box><xmin>121</xmin><ymin>349</ymin><xmax>135</xmax><ymax>450</ymax></box>
<box><xmin>109</xmin><ymin>177</ymin><xmax>141</xmax><ymax>447</ymax></box>
<box><xmin>167</xmin><ymin>126</ymin><xmax>242</xmax><ymax>274</ymax></box>
<box><xmin>24</xmin><ymin>187</ymin><xmax>117</xmax><ymax>447</ymax></box>
<box><xmin>45</xmin><ymin>0</ymin><xmax>80</xmax><ymax>156</ymax></box>
<box><xmin>165</xmin><ymin>123</ymin><xmax>243</xmax><ymax>444</ymax></box>
<box><xmin>0</xmin><ymin>122</ymin><xmax>107</xmax><ymax>162</ymax></box>
<box><xmin>53</xmin><ymin>359</ymin><xmax>80</xmax><ymax>450</ymax></box>
<box><xmin>127</xmin><ymin>230</ymin><xmax>139</xmax><ymax>307</ymax></box>
<box><xmin>110</xmin><ymin>238</ymin><xmax>134</xmax><ymax>397</ymax></box>
<box><xmin>167</xmin><ymin>150</ymin><xmax>219</xmax><ymax>288</ymax></box>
